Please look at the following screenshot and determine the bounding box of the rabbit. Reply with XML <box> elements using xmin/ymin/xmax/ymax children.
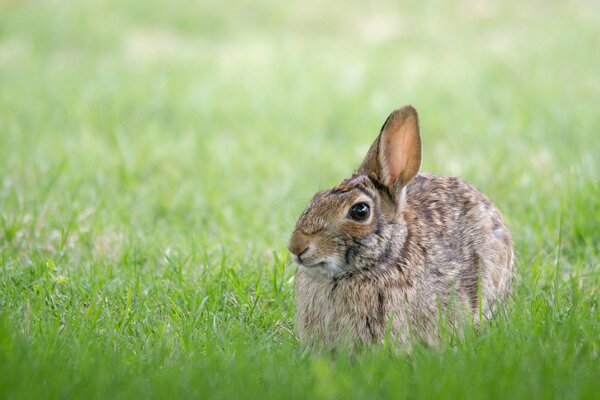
<box><xmin>288</xmin><ymin>105</ymin><xmax>514</xmax><ymax>351</ymax></box>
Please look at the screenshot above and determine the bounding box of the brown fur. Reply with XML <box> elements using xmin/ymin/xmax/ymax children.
<box><xmin>288</xmin><ymin>106</ymin><xmax>514</xmax><ymax>352</ymax></box>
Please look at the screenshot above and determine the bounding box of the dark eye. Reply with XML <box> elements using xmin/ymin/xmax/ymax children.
<box><xmin>349</xmin><ymin>202</ymin><xmax>370</xmax><ymax>222</ymax></box>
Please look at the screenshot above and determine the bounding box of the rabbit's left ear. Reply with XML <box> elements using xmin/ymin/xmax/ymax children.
<box><xmin>358</xmin><ymin>105</ymin><xmax>422</xmax><ymax>208</ymax></box>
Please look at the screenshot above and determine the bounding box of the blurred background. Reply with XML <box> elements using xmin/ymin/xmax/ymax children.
<box><xmin>1</xmin><ymin>0</ymin><xmax>599</xmax><ymax>267</ymax></box>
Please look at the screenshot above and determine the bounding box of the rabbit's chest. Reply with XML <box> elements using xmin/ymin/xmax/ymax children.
<box><xmin>295</xmin><ymin>270</ymin><xmax>407</xmax><ymax>344</ymax></box>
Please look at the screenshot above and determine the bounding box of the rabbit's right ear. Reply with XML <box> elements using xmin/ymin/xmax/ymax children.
<box><xmin>358</xmin><ymin>105</ymin><xmax>422</xmax><ymax>209</ymax></box>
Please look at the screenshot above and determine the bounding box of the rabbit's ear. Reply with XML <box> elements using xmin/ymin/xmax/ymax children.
<box><xmin>358</xmin><ymin>105</ymin><xmax>422</xmax><ymax>206</ymax></box>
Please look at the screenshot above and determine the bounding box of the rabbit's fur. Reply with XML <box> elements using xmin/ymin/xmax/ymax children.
<box><xmin>288</xmin><ymin>106</ymin><xmax>514</xmax><ymax>351</ymax></box>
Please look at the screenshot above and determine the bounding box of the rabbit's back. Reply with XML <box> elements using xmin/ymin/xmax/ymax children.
<box><xmin>402</xmin><ymin>173</ymin><xmax>514</xmax><ymax>324</ymax></box>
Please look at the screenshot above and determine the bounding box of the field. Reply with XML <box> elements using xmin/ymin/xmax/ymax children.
<box><xmin>1</xmin><ymin>0</ymin><xmax>599</xmax><ymax>398</ymax></box>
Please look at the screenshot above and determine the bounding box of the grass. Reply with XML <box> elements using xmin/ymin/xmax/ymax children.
<box><xmin>1</xmin><ymin>0</ymin><xmax>599</xmax><ymax>398</ymax></box>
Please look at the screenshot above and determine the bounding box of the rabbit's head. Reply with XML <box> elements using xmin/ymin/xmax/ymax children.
<box><xmin>288</xmin><ymin>105</ymin><xmax>422</xmax><ymax>279</ymax></box>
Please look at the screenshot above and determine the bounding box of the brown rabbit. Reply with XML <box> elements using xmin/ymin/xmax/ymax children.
<box><xmin>288</xmin><ymin>105</ymin><xmax>514</xmax><ymax>351</ymax></box>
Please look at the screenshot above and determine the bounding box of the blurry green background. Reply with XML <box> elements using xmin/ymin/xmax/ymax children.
<box><xmin>1</xmin><ymin>0</ymin><xmax>599</xmax><ymax>399</ymax></box>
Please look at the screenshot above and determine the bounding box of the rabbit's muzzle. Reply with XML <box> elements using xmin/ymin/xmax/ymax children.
<box><xmin>288</xmin><ymin>230</ymin><xmax>322</xmax><ymax>268</ymax></box>
<box><xmin>288</xmin><ymin>230</ymin><xmax>310</xmax><ymax>263</ymax></box>
<box><xmin>288</xmin><ymin>229</ymin><xmax>344</xmax><ymax>278</ymax></box>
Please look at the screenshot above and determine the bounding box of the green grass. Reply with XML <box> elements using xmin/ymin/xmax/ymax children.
<box><xmin>1</xmin><ymin>0</ymin><xmax>599</xmax><ymax>398</ymax></box>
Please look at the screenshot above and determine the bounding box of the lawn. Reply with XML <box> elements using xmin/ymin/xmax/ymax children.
<box><xmin>1</xmin><ymin>0</ymin><xmax>599</xmax><ymax>398</ymax></box>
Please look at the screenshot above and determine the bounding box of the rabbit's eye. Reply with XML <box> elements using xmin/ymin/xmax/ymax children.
<box><xmin>349</xmin><ymin>202</ymin><xmax>370</xmax><ymax>222</ymax></box>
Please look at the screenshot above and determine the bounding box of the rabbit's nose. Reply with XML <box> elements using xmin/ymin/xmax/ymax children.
<box><xmin>296</xmin><ymin>247</ymin><xmax>310</xmax><ymax>263</ymax></box>
<box><xmin>288</xmin><ymin>230</ymin><xmax>310</xmax><ymax>257</ymax></box>
<box><xmin>288</xmin><ymin>240</ymin><xmax>309</xmax><ymax>257</ymax></box>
